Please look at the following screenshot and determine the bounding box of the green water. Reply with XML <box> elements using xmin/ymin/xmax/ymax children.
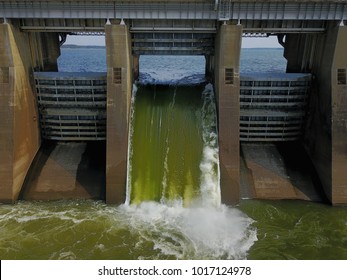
<box><xmin>239</xmin><ymin>200</ymin><xmax>347</xmax><ymax>260</ymax></box>
<box><xmin>1</xmin><ymin>199</ymin><xmax>346</xmax><ymax>259</ymax></box>
<box><xmin>128</xmin><ymin>85</ymin><xmax>202</xmax><ymax>205</ymax></box>
<box><xmin>128</xmin><ymin>84</ymin><xmax>219</xmax><ymax>207</ymax></box>
<box><xmin>0</xmin><ymin>200</ymin><xmax>255</xmax><ymax>260</ymax></box>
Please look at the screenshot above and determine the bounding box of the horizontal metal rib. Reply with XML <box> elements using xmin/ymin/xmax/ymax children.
<box><xmin>35</xmin><ymin>72</ymin><xmax>107</xmax><ymax>141</ymax></box>
<box><xmin>240</xmin><ymin>73</ymin><xmax>311</xmax><ymax>142</ymax></box>
<box><xmin>1</xmin><ymin>1</ymin><xmax>346</xmax><ymax>20</ymax></box>
<box><xmin>34</xmin><ymin>71</ymin><xmax>312</xmax><ymax>142</ymax></box>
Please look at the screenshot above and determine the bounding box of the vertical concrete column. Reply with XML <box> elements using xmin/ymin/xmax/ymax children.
<box><xmin>41</xmin><ymin>33</ymin><xmax>60</xmax><ymax>71</ymax></box>
<box><xmin>205</xmin><ymin>55</ymin><xmax>214</xmax><ymax>81</ymax></box>
<box><xmin>28</xmin><ymin>32</ymin><xmax>60</xmax><ymax>71</ymax></box>
<box><xmin>133</xmin><ymin>55</ymin><xmax>139</xmax><ymax>81</ymax></box>
<box><xmin>0</xmin><ymin>23</ymin><xmax>40</xmax><ymax>203</ymax></box>
<box><xmin>284</xmin><ymin>34</ymin><xmax>317</xmax><ymax>73</ymax></box>
<box><xmin>214</xmin><ymin>24</ymin><xmax>242</xmax><ymax>205</ymax></box>
<box><xmin>105</xmin><ymin>23</ymin><xmax>133</xmax><ymax>204</ymax></box>
<box><xmin>285</xmin><ymin>24</ymin><xmax>347</xmax><ymax>204</ymax></box>
<box><xmin>331</xmin><ymin>26</ymin><xmax>347</xmax><ymax>204</ymax></box>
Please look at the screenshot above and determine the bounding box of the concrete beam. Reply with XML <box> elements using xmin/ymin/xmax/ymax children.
<box><xmin>0</xmin><ymin>23</ymin><xmax>40</xmax><ymax>203</ymax></box>
<box><xmin>214</xmin><ymin>23</ymin><xmax>242</xmax><ymax>205</ymax></box>
<box><xmin>105</xmin><ymin>23</ymin><xmax>133</xmax><ymax>204</ymax></box>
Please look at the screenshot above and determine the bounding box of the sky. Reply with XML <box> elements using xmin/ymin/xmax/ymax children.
<box><xmin>65</xmin><ymin>35</ymin><xmax>282</xmax><ymax>48</ymax></box>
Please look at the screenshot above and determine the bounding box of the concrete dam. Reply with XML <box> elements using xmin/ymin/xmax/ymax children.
<box><xmin>0</xmin><ymin>0</ymin><xmax>347</xmax><ymax>206</ymax></box>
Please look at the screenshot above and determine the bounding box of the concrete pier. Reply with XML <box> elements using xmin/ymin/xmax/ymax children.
<box><xmin>214</xmin><ymin>24</ymin><xmax>242</xmax><ymax>205</ymax></box>
<box><xmin>29</xmin><ymin>32</ymin><xmax>60</xmax><ymax>72</ymax></box>
<box><xmin>105</xmin><ymin>22</ymin><xmax>133</xmax><ymax>204</ymax></box>
<box><xmin>0</xmin><ymin>21</ymin><xmax>62</xmax><ymax>203</ymax></box>
<box><xmin>284</xmin><ymin>24</ymin><xmax>347</xmax><ymax>205</ymax></box>
<box><xmin>0</xmin><ymin>22</ymin><xmax>40</xmax><ymax>203</ymax></box>
<box><xmin>332</xmin><ymin>26</ymin><xmax>347</xmax><ymax>204</ymax></box>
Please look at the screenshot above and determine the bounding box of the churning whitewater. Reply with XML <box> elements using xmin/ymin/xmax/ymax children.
<box><xmin>124</xmin><ymin>63</ymin><xmax>257</xmax><ymax>258</ymax></box>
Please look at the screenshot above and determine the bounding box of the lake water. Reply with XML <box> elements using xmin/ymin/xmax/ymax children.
<box><xmin>0</xmin><ymin>47</ymin><xmax>346</xmax><ymax>260</ymax></box>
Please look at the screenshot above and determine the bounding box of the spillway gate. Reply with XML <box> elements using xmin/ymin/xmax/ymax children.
<box><xmin>240</xmin><ymin>73</ymin><xmax>311</xmax><ymax>141</ymax></box>
<box><xmin>34</xmin><ymin>72</ymin><xmax>107</xmax><ymax>141</ymax></box>
<box><xmin>34</xmin><ymin>72</ymin><xmax>311</xmax><ymax>142</ymax></box>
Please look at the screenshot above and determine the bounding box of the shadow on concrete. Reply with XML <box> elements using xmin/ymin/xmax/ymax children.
<box><xmin>276</xmin><ymin>142</ymin><xmax>329</xmax><ymax>203</ymax></box>
<box><xmin>20</xmin><ymin>141</ymin><xmax>106</xmax><ymax>201</ymax></box>
<box><xmin>240</xmin><ymin>141</ymin><xmax>328</xmax><ymax>203</ymax></box>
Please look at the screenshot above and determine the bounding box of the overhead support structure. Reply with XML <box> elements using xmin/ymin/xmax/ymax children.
<box><xmin>105</xmin><ymin>22</ymin><xmax>133</xmax><ymax>204</ymax></box>
<box><xmin>1</xmin><ymin>1</ymin><xmax>346</xmax><ymax>21</ymax></box>
<box><xmin>214</xmin><ymin>23</ymin><xmax>242</xmax><ymax>205</ymax></box>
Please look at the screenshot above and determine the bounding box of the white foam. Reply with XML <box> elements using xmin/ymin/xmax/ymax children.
<box><xmin>122</xmin><ymin>82</ymin><xmax>256</xmax><ymax>259</ymax></box>
<box><xmin>199</xmin><ymin>84</ymin><xmax>221</xmax><ymax>208</ymax></box>
<box><xmin>125</xmin><ymin>84</ymin><xmax>138</xmax><ymax>205</ymax></box>
<box><xmin>119</xmin><ymin>202</ymin><xmax>257</xmax><ymax>259</ymax></box>
<box><xmin>139</xmin><ymin>56</ymin><xmax>205</xmax><ymax>85</ymax></box>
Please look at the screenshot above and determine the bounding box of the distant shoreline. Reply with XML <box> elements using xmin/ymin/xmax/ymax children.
<box><xmin>61</xmin><ymin>44</ymin><xmax>105</xmax><ymax>49</ymax></box>
<box><xmin>61</xmin><ymin>44</ymin><xmax>282</xmax><ymax>50</ymax></box>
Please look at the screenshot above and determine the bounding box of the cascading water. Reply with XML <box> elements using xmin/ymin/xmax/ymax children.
<box><xmin>127</xmin><ymin>84</ymin><xmax>214</xmax><ymax>206</ymax></box>
<box><xmin>123</xmin><ymin>57</ymin><xmax>257</xmax><ymax>258</ymax></box>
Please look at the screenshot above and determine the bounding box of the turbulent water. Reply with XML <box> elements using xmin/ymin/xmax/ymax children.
<box><xmin>1</xmin><ymin>47</ymin><xmax>347</xmax><ymax>260</ymax></box>
<box><xmin>0</xmin><ymin>200</ymin><xmax>256</xmax><ymax>259</ymax></box>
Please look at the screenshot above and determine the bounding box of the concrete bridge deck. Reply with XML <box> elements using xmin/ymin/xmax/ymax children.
<box><xmin>1</xmin><ymin>0</ymin><xmax>346</xmax><ymax>21</ymax></box>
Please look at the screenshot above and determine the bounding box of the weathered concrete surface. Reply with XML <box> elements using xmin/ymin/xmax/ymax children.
<box><xmin>331</xmin><ymin>26</ymin><xmax>347</xmax><ymax>205</ymax></box>
<box><xmin>214</xmin><ymin>24</ymin><xmax>242</xmax><ymax>205</ymax></box>
<box><xmin>28</xmin><ymin>32</ymin><xmax>60</xmax><ymax>71</ymax></box>
<box><xmin>105</xmin><ymin>22</ymin><xmax>133</xmax><ymax>204</ymax></box>
<box><xmin>0</xmin><ymin>23</ymin><xmax>40</xmax><ymax>203</ymax></box>
<box><xmin>285</xmin><ymin>24</ymin><xmax>347</xmax><ymax>205</ymax></box>
<box><xmin>133</xmin><ymin>55</ymin><xmax>139</xmax><ymax>81</ymax></box>
<box><xmin>241</xmin><ymin>143</ymin><xmax>324</xmax><ymax>202</ymax></box>
<box><xmin>20</xmin><ymin>142</ymin><xmax>105</xmax><ymax>200</ymax></box>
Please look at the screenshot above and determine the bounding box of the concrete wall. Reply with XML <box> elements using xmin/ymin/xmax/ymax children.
<box><xmin>287</xmin><ymin>31</ymin><xmax>334</xmax><ymax>202</ymax></box>
<box><xmin>21</xmin><ymin>142</ymin><xmax>106</xmax><ymax>201</ymax></box>
<box><xmin>214</xmin><ymin>23</ymin><xmax>242</xmax><ymax>205</ymax></box>
<box><xmin>105</xmin><ymin>22</ymin><xmax>133</xmax><ymax>204</ymax></box>
<box><xmin>285</xmin><ymin>23</ymin><xmax>347</xmax><ymax>204</ymax></box>
<box><xmin>0</xmin><ymin>23</ymin><xmax>40</xmax><ymax>202</ymax></box>
<box><xmin>0</xmin><ymin>21</ymin><xmax>61</xmax><ymax>203</ymax></box>
<box><xmin>331</xmin><ymin>26</ymin><xmax>347</xmax><ymax>204</ymax></box>
<box><xmin>28</xmin><ymin>32</ymin><xmax>60</xmax><ymax>71</ymax></box>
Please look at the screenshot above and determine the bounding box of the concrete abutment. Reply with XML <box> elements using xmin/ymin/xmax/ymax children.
<box><xmin>214</xmin><ymin>24</ymin><xmax>242</xmax><ymax>205</ymax></box>
<box><xmin>105</xmin><ymin>23</ymin><xmax>133</xmax><ymax>204</ymax></box>
<box><xmin>284</xmin><ymin>24</ymin><xmax>347</xmax><ymax>205</ymax></box>
<box><xmin>0</xmin><ymin>22</ymin><xmax>61</xmax><ymax>203</ymax></box>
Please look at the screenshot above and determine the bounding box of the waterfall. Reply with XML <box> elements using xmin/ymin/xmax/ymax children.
<box><xmin>121</xmin><ymin>57</ymin><xmax>257</xmax><ymax>259</ymax></box>
<box><xmin>126</xmin><ymin>83</ymin><xmax>221</xmax><ymax>207</ymax></box>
